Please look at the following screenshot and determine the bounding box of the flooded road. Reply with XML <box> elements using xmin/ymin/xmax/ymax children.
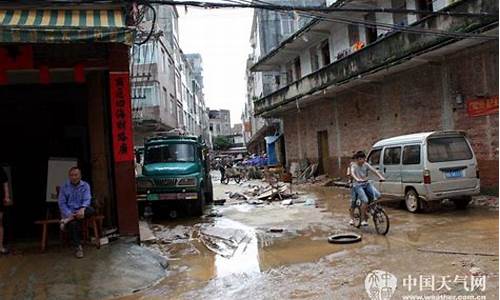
<box><xmin>119</xmin><ymin>180</ymin><xmax>499</xmax><ymax>300</ymax></box>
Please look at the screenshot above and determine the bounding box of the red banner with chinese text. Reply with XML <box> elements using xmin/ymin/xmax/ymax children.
<box><xmin>466</xmin><ymin>96</ymin><xmax>499</xmax><ymax>117</ymax></box>
<box><xmin>110</xmin><ymin>72</ymin><xmax>134</xmax><ymax>163</ymax></box>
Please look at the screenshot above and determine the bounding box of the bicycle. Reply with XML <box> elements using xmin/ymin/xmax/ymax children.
<box><xmin>351</xmin><ymin>182</ymin><xmax>390</xmax><ymax>235</ymax></box>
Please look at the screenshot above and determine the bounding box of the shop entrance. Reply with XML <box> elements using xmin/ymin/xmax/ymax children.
<box><xmin>0</xmin><ymin>82</ymin><xmax>96</xmax><ymax>241</ymax></box>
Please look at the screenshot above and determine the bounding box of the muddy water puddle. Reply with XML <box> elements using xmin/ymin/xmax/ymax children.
<box><xmin>121</xmin><ymin>185</ymin><xmax>499</xmax><ymax>300</ymax></box>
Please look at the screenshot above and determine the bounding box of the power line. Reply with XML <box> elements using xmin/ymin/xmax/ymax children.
<box><xmin>233</xmin><ymin>0</ymin><xmax>497</xmax><ymax>40</ymax></box>
<box><xmin>147</xmin><ymin>0</ymin><xmax>498</xmax><ymax>18</ymax></box>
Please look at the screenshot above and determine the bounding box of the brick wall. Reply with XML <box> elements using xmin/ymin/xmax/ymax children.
<box><xmin>282</xmin><ymin>42</ymin><xmax>498</xmax><ymax>189</ymax></box>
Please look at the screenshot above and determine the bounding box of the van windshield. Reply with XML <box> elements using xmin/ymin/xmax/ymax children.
<box><xmin>144</xmin><ymin>143</ymin><xmax>195</xmax><ymax>164</ymax></box>
<box><xmin>427</xmin><ymin>136</ymin><xmax>473</xmax><ymax>162</ymax></box>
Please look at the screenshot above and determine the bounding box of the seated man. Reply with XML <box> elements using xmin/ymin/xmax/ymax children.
<box><xmin>58</xmin><ymin>167</ymin><xmax>95</xmax><ymax>258</ymax></box>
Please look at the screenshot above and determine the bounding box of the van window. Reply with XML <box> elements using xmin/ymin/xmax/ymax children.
<box><xmin>368</xmin><ymin>149</ymin><xmax>381</xmax><ymax>165</ymax></box>
<box><xmin>428</xmin><ymin>137</ymin><xmax>473</xmax><ymax>162</ymax></box>
<box><xmin>403</xmin><ymin>145</ymin><xmax>421</xmax><ymax>165</ymax></box>
<box><xmin>383</xmin><ymin>147</ymin><xmax>401</xmax><ymax>165</ymax></box>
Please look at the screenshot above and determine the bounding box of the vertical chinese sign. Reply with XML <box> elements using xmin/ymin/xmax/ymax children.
<box><xmin>110</xmin><ymin>72</ymin><xmax>134</xmax><ymax>162</ymax></box>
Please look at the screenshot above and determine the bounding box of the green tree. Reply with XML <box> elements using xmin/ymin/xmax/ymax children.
<box><xmin>213</xmin><ymin>136</ymin><xmax>231</xmax><ymax>150</ymax></box>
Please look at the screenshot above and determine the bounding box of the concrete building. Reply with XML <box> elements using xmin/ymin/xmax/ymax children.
<box><xmin>251</xmin><ymin>0</ymin><xmax>498</xmax><ymax>190</ymax></box>
<box><xmin>185</xmin><ymin>53</ymin><xmax>212</xmax><ymax>148</ymax></box>
<box><xmin>243</xmin><ymin>0</ymin><xmax>325</xmax><ymax>156</ymax></box>
<box><xmin>209</xmin><ymin>109</ymin><xmax>232</xmax><ymax>137</ymax></box>
<box><xmin>131</xmin><ymin>6</ymin><xmax>209</xmax><ymax>145</ymax></box>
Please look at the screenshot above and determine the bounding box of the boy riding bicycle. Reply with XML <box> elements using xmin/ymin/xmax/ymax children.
<box><xmin>348</xmin><ymin>151</ymin><xmax>385</xmax><ymax>226</ymax></box>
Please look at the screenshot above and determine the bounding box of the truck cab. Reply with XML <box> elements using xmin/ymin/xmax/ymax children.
<box><xmin>136</xmin><ymin>132</ymin><xmax>213</xmax><ymax>216</ymax></box>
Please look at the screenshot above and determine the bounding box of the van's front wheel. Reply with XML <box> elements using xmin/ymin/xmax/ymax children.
<box><xmin>405</xmin><ymin>189</ymin><xmax>420</xmax><ymax>213</ymax></box>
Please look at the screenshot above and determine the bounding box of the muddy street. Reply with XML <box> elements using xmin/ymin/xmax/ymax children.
<box><xmin>119</xmin><ymin>178</ymin><xmax>499</xmax><ymax>300</ymax></box>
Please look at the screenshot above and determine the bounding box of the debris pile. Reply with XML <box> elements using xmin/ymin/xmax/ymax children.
<box><xmin>234</xmin><ymin>182</ymin><xmax>297</xmax><ymax>203</ymax></box>
<box><xmin>471</xmin><ymin>195</ymin><xmax>499</xmax><ymax>209</ymax></box>
<box><xmin>198</xmin><ymin>224</ymin><xmax>250</xmax><ymax>258</ymax></box>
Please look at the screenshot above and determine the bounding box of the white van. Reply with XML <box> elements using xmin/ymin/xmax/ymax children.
<box><xmin>367</xmin><ymin>131</ymin><xmax>480</xmax><ymax>212</ymax></box>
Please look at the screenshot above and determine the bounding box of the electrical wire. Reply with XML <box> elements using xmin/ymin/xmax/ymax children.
<box><xmin>196</xmin><ymin>0</ymin><xmax>498</xmax><ymax>40</ymax></box>
<box><xmin>242</xmin><ymin>0</ymin><xmax>497</xmax><ymax>40</ymax></box>
<box><xmin>146</xmin><ymin>0</ymin><xmax>498</xmax><ymax>18</ymax></box>
<box><xmin>134</xmin><ymin>1</ymin><xmax>157</xmax><ymax>45</ymax></box>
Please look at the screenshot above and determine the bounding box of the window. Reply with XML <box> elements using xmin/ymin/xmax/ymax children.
<box><xmin>348</xmin><ymin>24</ymin><xmax>360</xmax><ymax>46</ymax></box>
<box><xmin>403</xmin><ymin>145</ymin><xmax>421</xmax><ymax>165</ymax></box>
<box><xmin>177</xmin><ymin>104</ymin><xmax>183</xmax><ymax>126</ymax></box>
<box><xmin>293</xmin><ymin>57</ymin><xmax>301</xmax><ymax>80</ymax></box>
<box><xmin>364</xmin><ymin>13</ymin><xmax>378</xmax><ymax>44</ymax></box>
<box><xmin>428</xmin><ymin>137</ymin><xmax>473</xmax><ymax>162</ymax></box>
<box><xmin>161</xmin><ymin>48</ymin><xmax>166</xmax><ymax>72</ymax></box>
<box><xmin>383</xmin><ymin>147</ymin><xmax>401</xmax><ymax>165</ymax></box>
<box><xmin>133</xmin><ymin>43</ymin><xmax>155</xmax><ymax>64</ymax></box>
<box><xmin>170</xmin><ymin>94</ymin><xmax>175</xmax><ymax>115</ymax></box>
<box><xmin>286</xmin><ymin>62</ymin><xmax>294</xmax><ymax>84</ymax></box>
<box><xmin>416</xmin><ymin>0</ymin><xmax>433</xmax><ymax>20</ymax></box>
<box><xmin>280</xmin><ymin>12</ymin><xmax>295</xmax><ymax>36</ymax></box>
<box><xmin>368</xmin><ymin>149</ymin><xmax>382</xmax><ymax>165</ymax></box>
<box><xmin>163</xmin><ymin>87</ymin><xmax>168</xmax><ymax>112</ymax></box>
<box><xmin>320</xmin><ymin>40</ymin><xmax>330</xmax><ymax>65</ymax></box>
<box><xmin>391</xmin><ymin>0</ymin><xmax>408</xmax><ymax>26</ymax></box>
<box><xmin>144</xmin><ymin>144</ymin><xmax>195</xmax><ymax>164</ymax></box>
<box><xmin>310</xmin><ymin>47</ymin><xmax>319</xmax><ymax>72</ymax></box>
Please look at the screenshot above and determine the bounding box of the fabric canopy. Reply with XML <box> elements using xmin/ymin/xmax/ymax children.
<box><xmin>0</xmin><ymin>8</ymin><xmax>134</xmax><ymax>44</ymax></box>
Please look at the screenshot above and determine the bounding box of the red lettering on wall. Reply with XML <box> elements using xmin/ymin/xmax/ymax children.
<box><xmin>110</xmin><ymin>72</ymin><xmax>134</xmax><ymax>162</ymax></box>
<box><xmin>467</xmin><ymin>96</ymin><xmax>499</xmax><ymax>117</ymax></box>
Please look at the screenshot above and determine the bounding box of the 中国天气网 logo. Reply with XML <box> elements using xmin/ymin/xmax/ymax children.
<box><xmin>365</xmin><ymin>270</ymin><xmax>398</xmax><ymax>300</ymax></box>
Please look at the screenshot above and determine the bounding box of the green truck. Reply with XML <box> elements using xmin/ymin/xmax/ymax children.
<box><xmin>136</xmin><ymin>132</ymin><xmax>213</xmax><ymax>216</ymax></box>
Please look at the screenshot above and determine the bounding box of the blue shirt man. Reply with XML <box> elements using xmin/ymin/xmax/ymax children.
<box><xmin>58</xmin><ymin>167</ymin><xmax>94</xmax><ymax>258</ymax></box>
<box><xmin>58</xmin><ymin>179</ymin><xmax>91</xmax><ymax>219</ymax></box>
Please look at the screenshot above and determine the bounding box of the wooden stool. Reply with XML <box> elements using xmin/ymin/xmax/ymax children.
<box><xmin>35</xmin><ymin>215</ymin><xmax>105</xmax><ymax>251</ymax></box>
<box><xmin>34</xmin><ymin>219</ymin><xmax>60</xmax><ymax>252</ymax></box>
<box><xmin>83</xmin><ymin>215</ymin><xmax>105</xmax><ymax>249</ymax></box>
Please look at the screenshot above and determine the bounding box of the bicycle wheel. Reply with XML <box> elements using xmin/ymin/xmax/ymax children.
<box><xmin>352</xmin><ymin>206</ymin><xmax>362</xmax><ymax>228</ymax></box>
<box><xmin>373</xmin><ymin>207</ymin><xmax>390</xmax><ymax>235</ymax></box>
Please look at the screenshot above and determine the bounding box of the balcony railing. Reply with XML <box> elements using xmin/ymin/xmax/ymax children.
<box><xmin>254</xmin><ymin>0</ymin><xmax>497</xmax><ymax>116</ymax></box>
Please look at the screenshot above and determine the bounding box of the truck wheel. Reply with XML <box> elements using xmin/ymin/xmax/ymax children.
<box><xmin>205</xmin><ymin>181</ymin><xmax>214</xmax><ymax>204</ymax></box>
<box><xmin>405</xmin><ymin>189</ymin><xmax>420</xmax><ymax>213</ymax></box>
<box><xmin>190</xmin><ymin>189</ymin><xmax>205</xmax><ymax>216</ymax></box>
<box><xmin>453</xmin><ymin>196</ymin><xmax>471</xmax><ymax>210</ymax></box>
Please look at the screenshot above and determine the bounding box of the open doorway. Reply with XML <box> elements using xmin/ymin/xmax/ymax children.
<box><xmin>0</xmin><ymin>83</ymin><xmax>92</xmax><ymax>240</ymax></box>
<box><xmin>317</xmin><ymin>130</ymin><xmax>329</xmax><ymax>175</ymax></box>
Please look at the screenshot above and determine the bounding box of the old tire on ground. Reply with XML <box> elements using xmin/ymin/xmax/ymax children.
<box><xmin>453</xmin><ymin>196</ymin><xmax>471</xmax><ymax>210</ymax></box>
<box><xmin>328</xmin><ymin>233</ymin><xmax>362</xmax><ymax>244</ymax></box>
<box><xmin>352</xmin><ymin>207</ymin><xmax>362</xmax><ymax>228</ymax></box>
<box><xmin>190</xmin><ymin>188</ymin><xmax>205</xmax><ymax>216</ymax></box>
<box><xmin>405</xmin><ymin>188</ymin><xmax>420</xmax><ymax>213</ymax></box>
